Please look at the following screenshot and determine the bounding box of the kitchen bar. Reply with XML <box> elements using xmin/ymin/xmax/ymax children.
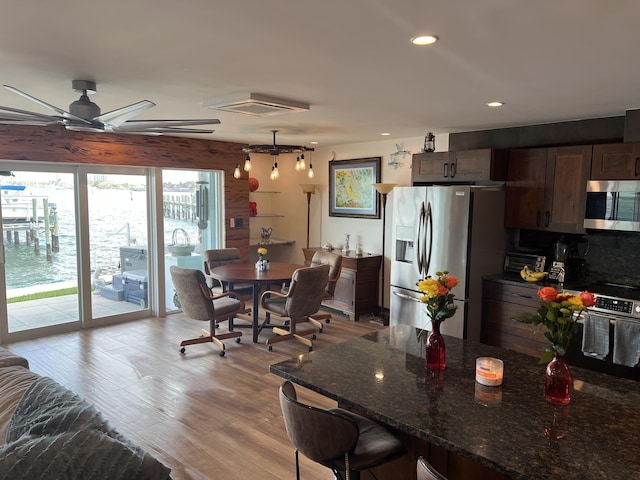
<box><xmin>270</xmin><ymin>324</ymin><xmax>640</xmax><ymax>480</ymax></box>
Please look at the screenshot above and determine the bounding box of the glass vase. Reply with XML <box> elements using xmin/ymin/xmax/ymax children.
<box><xmin>425</xmin><ymin>320</ymin><xmax>446</xmax><ymax>370</ymax></box>
<box><xmin>544</xmin><ymin>352</ymin><xmax>571</xmax><ymax>405</ymax></box>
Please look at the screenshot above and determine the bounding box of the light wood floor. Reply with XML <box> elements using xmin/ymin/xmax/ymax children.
<box><xmin>3</xmin><ymin>309</ymin><xmax>383</xmax><ymax>480</ymax></box>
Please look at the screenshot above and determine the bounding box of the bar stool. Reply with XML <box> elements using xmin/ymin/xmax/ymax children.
<box><xmin>279</xmin><ymin>380</ymin><xmax>406</xmax><ymax>480</ymax></box>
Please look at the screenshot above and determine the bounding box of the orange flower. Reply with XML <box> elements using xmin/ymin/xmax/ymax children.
<box><xmin>537</xmin><ymin>287</ymin><xmax>559</xmax><ymax>303</ymax></box>
<box><xmin>580</xmin><ymin>291</ymin><xmax>596</xmax><ymax>308</ymax></box>
<box><xmin>444</xmin><ymin>276</ymin><xmax>458</xmax><ymax>289</ymax></box>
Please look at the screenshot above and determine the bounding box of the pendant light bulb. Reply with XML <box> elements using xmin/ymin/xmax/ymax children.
<box><xmin>299</xmin><ymin>152</ymin><xmax>306</xmax><ymax>170</ymax></box>
<box><xmin>308</xmin><ymin>163</ymin><xmax>314</xmax><ymax>179</ymax></box>
<box><xmin>243</xmin><ymin>154</ymin><xmax>252</xmax><ymax>172</ymax></box>
<box><xmin>295</xmin><ymin>156</ymin><xmax>301</xmax><ymax>171</ymax></box>
<box><xmin>273</xmin><ymin>161</ymin><xmax>279</xmax><ymax>179</ymax></box>
<box><xmin>233</xmin><ymin>163</ymin><xmax>241</xmax><ymax>179</ymax></box>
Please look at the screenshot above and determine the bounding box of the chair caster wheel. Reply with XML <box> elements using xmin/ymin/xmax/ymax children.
<box><xmin>318</xmin><ymin>328</ymin><xmax>323</xmax><ymax>333</ymax></box>
<box><xmin>235</xmin><ymin>338</ymin><xmax>241</xmax><ymax>343</ymax></box>
<box><xmin>180</xmin><ymin>347</ymin><xmax>186</xmax><ymax>354</ymax></box>
<box><xmin>218</xmin><ymin>350</ymin><xmax>226</xmax><ymax>357</ymax></box>
<box><xmin>308</xmin><ymin>347</ymin><xmax>313</xmax><ymax>352</ymax></box>
<box><xmin>268</xmin><ymin>345</ymin><xmax>273</xmax><ymax>351</ymax></box>
<box><xmin>325</xmin><ymin>319</ymin><xmax>331</xmax><ymax>324</ymax></box>
<box><xmin>311</xmin><ymin>334</ymin><xmax>316</xmax><ymax>340</ymax></box>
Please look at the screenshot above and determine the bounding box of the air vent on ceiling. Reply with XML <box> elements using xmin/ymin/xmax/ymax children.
<box><xmin>203</xmin><ymin>93</ymin><xmax>309</xmax><ymax>117</ymax></box>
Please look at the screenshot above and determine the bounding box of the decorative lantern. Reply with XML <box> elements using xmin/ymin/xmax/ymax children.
<box><xmin>424</xmin><ymin>132</ymin><xmax>435</xmax><ymax>152</ymax></box>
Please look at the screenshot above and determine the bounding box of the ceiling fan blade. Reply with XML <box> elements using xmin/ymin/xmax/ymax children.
<box><xmin>124</xmin><ymin>127</ymin><xmax>217</xmax><ymax>134</ymax></box>
<box><xmin>0</xmin><ymin>105</ymin><xmax>62</xmax><ymax>123</ymax></box>
<box><xmin>95</xmin><ymin>100</ymin><xmax>156</xmax><ymax>127</ymax></box>
<box><xmin>3</xmin><ymin>85</ymin><xmax>91</xmax><ymax>124</ymax></box>
<box><xmin>116</xmin><ymin>119</ymin><xmax>221</xmax><ymax>131</ymax></box>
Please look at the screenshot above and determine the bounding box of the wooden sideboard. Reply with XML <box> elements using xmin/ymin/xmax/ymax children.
<box><xmin>302</xmin><ymin>247</ymin><xmax>381</xmax><ymax>321</ymax></box>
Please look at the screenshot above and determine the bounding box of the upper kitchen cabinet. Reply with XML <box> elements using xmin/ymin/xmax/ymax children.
<box><xmin>591</xmin><ymin>143</ymin><xmax>640</xmax><ymax>179</ymax></box>
<box><xmin>505</xmin><ymin>145</ymin><xmax>592</xmax><ymax>233</ymax></box>
<box><xmin>411</xmin><ymin>149</ymin><xmax>506</xmax><ymax>184</ymax></box>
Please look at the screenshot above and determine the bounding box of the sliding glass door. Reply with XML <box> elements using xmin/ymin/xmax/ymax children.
<box><xmin>0</xmin><ymin>167</ymin><xmax>81</xmax><ymax>337</ymax></box>
<box><xmin>85</xmin><ymin>169</ymin><xmax>151</xmax><ymax>320</ymax></box>
<box><xmin>0</xmin><ymin>162</ymin><xmax>223</xmax><ymax>342</ymax></box>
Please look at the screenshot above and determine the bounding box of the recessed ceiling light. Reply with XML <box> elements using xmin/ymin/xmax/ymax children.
<box><xmin>411</xmin><ymin>35</ymin><xmax>438</xmax><ymax>46</ymax></box>
<box><xmin>310</xmin><ymin>141</ymin><xmax>318</xmax><ymax>145</ymax></box>
<box><xmin>487</xmin><ymin>101</ymin><xmax>504</xmax><ymax>107</ymax></box>
<box><xmin>381</xmin><ymin>132</ymin><xmax>391</xmax><ymax>136</ymax></box>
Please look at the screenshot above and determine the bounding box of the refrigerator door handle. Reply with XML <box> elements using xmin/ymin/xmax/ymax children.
<box><xmin>425</xmin><ymin>201</ymin><xmax>433</xmax><ymax>275</ymax></box>
<box><xmin>417</xmin><ymin>201</ymin><xmax>426</xmax><ymax>276</ymax></box>
<box><xmin>392</xmin><ymin>290</ymin><xmax>423</xmax><ymax>303</ymax></box>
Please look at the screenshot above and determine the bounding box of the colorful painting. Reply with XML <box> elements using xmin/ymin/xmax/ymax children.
<box><xmin>329</xmin><ymin>157</ymin><xmax>381</xmax><ymax>218</ymax></box>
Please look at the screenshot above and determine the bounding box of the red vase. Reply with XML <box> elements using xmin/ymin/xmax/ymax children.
<box><xmin>425</xmin><ymin>320</ymin><xmax>446</xmax><ymax>370</ymax></box>
<box><xmin>545</xmin><ymin>353</ymin><xmax>571</xmax><ymax>405</ymax></box>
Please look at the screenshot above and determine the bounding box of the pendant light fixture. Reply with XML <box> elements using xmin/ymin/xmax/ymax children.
<box><xmin>233</xmin><ymin>163</ymin><xmax>241</xmax><ymax>179</ymax></box>
<box><xmin>243</xmin><ymin>154</ymin><xmax>252</xmax><ymax>172</ymax></box>
<box><xmin>242</xmin><ymin>130</ymin><xmax>314</xmax><ymax>180</ymax></box>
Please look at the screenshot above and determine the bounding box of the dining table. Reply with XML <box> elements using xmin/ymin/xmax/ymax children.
<box><xmin>209</xmin><ymin>262</ymin><xmax>304</xmax><ymax>343</ymax></box>
<box><xmin>270</xmin><ymin>324</ymin><xmax>640</xmax><ymax>480</ymax></box>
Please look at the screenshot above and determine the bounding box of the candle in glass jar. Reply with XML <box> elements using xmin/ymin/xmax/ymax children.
<box><xmin>475</xmin><ymin>357</ymin><xmax>504</xmax><ymax>387</ymax></box>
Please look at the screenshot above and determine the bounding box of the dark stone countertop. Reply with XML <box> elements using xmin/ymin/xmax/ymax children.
<box><xmin>270</xmin><ymin>324</ymin><xmax>640</xmax><ymax>480</ymax></box>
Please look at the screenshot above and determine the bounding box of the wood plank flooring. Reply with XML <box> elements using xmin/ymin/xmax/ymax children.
<box><xmin>3</xmin><ymin>310</ymin><xmax>383</xmax><ymax>480</ymax></box>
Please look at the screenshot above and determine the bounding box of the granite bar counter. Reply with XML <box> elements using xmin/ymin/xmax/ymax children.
<box><xmin>270</xmin><ymin>324</ymin><xmax>640</xmax><ymax>480</ymax></box>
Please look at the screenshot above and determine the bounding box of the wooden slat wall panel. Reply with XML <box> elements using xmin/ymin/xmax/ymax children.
<box><xmin>0</xmin><ymin>124</ymin><xmax>249</xmax><ymax>257</ymax></box>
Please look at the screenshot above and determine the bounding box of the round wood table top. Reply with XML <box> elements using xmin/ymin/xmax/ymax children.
<box><xmin>209</xmin><ymin>262</ymin><xmax>304</xmax><ymax>284</ymax></box>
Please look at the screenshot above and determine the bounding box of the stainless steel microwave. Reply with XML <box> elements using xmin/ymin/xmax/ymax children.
<box><xmin>584</xmin><ymin>180</ymin><xmax>640</xmax><ymax>231</ymax></box>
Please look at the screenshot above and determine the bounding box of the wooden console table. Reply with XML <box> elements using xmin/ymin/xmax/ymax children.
<box><xmin>302</xmin><ymin>247</ymin><xmax>381</xmax><ymax>321</ymax></box>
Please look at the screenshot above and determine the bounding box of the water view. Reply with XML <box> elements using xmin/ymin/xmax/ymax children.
<box><xmin>4</xmin><ymin>186</ymin><xmax>201</xmax><ymax>291</ymax></box>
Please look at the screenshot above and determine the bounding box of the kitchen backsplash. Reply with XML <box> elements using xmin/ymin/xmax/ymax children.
<box><xmin>583</xmin><ymin>231</ymin><xmax>640</xmax><ymax>286</ymax></box>
<box><xmin>510</xmin><ymin>229</ymin><xmax>640</xmax><ymax>287</ymax></box>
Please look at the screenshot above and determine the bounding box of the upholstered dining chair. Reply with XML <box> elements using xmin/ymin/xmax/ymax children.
<box><xmin>279</xmin><ymin>381</ymin><xmax>406</xmax><ymax>480</ymax></box>
<box><xmin>417</xmin><ymin>456</ymin><xmax>448</xmax><ymax>480</ymax></box>
<box><xmin>260</xmin><ymin>264</ymin><xmax>329</xmax><ymax>352</ymax></box>
<box><xmin>307</xmin><ymin>250</ymin><xmax>343</xmax><ymax>331</ymax></box>
<box><xmin>203</xmin><ymin>248</ymin><xmax>253</xmax><ymax>297</ymax></box>
<box><xmin>170</xmin><ymin>265</ymin><xmax>245</xmax><ymax>357</ymax></box>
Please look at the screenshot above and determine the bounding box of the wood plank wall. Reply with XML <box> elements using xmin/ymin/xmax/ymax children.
<box><xmin>0</xmin><ymin>125</ymin><xmax>250</xmax><ymax>260</ymax></box>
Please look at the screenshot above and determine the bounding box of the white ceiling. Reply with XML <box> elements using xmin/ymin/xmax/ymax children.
<box><xmin>1</xmin><ymin>0</ymin><xmax>639</xmax><ymax>148</ymax></box>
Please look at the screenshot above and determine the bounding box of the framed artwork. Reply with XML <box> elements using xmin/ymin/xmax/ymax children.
<box><xmin>329</xmin><ymin>157</ymin><xmax>381</xmax><ymax>218</ymax></box>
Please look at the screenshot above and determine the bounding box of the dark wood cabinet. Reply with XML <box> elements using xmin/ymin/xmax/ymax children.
<box><xmin>481</xmin><ymin>279</ymin><xmax>547</xmax><ymax>358</ymax></box>
<box><xmin>412</xmin><ymin>149</ymin><xmax>506</xmax><ymax>184</ymax></box>
<box><xmin>302</xmin><ymin>248</ymin><xmax>381</xmax><ymax>320</ymax></box>
<box><xmin>591</xmin><ymin>143</ymin><xmax>640</xmax><ymax>179</ymax></box>
<box><xmin>504</xmin><ymin>145</ymin><xmax>592</xmax><ymax>233</ymax></box>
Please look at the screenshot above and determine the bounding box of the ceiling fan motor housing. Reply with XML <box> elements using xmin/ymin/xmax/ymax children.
<box><xmin>70</xmin><ymin>94</ymin><xmax>101</xmax><ymax>120</ymax></box>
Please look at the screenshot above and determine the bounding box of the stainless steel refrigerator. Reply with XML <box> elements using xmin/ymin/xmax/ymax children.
<box><xmin>389</xmin><ymin>185</ymin><xmax>506</xmax><ymax>342</ymax></box>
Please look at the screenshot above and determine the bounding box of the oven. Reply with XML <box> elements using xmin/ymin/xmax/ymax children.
<box><xmin>565</xmin><ymin>292</ymin><xmax>640</xmax><ymax>381</ymax></box>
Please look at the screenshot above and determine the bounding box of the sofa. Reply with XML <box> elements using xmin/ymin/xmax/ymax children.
<box><xmin>0</xmin><ymin>346</ymin><xmax>172</xmax><ymax>480</ymax></box>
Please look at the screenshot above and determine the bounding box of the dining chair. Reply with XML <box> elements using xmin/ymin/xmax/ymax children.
<box><xmin>203</xmin><ymin>248</ymin><xmax>253</xmax><ymax>297</ymax></box>
<box><xmin>307</xmin><ymin>250</ymin><xmax>343</xmax><ymax>331</ymax></box>
<box><xmin>417</xmin><ymin>456</ymin><xmax>448</xmax><ymax>480</ymax></box>
<box><xmin>260</xmin><ymin>264</ymin><xmax>329</xmax><ymax>351</ymax></box>
<box><xmin>170</xmin><ymin>266</ymin><xmax>245</xmax><ymax>356</ymax></box>
<box><xmin>279</xmin><ymin>380</ymin><xmax>406</xmax><ymax>480</ymax></box>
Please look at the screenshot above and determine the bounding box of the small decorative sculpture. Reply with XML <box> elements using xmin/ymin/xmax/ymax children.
<box><xmin>343</xmin><ymin>234</ymin><xmax>350</xmax><ymax>254</ymax></box>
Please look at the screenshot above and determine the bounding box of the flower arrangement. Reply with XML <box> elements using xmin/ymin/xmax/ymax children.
<box><xmin>257</xmin><ymin>247</ymin><xmax>268</xmax><ymax>259</ymax></box>
<box><xmin>519</xmin><ymin>287</ymin><xmax>596</xmax><ymax>363</ymax></box>
<box><xmin>416</xmin><ymin>271</ymin><xmax>458</xmax><ymax>340</ymax></box>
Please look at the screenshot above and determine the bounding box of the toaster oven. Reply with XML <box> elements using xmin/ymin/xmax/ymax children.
<box><xmin>503</xmin><ymin>252</ymin><xmax>546</xmax><ymax>273</ymax></box>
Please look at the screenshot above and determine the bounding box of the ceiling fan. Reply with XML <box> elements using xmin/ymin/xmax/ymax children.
<box><xmin>0</xmin><ymin>80</ymin><xmax>220</xmax><ymax>135</ymax></box>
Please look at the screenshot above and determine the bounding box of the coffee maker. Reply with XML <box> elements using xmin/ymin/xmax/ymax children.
<box><xmin>549</xmin><ymin>240</ymin><xmax>568</xmax><ymax>283</ymax></box>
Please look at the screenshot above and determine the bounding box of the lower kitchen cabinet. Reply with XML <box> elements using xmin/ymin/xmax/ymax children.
<box><xmin>481</xmin><ymin>278</ymin><xmax>548</xmax><ymax>357</ymax></box>
<box><xmin>302</xmin><ymin>247</ymin><xmax>381</xmax><ymax>321</ymax></box>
